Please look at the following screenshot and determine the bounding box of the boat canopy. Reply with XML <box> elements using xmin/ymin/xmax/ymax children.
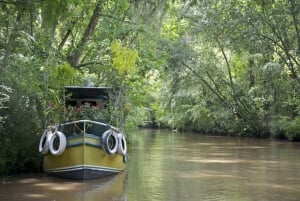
<box><xmin>64</xmin><ymin>86</ymin><xmax>112</xmax><ymax>108</ymax></box>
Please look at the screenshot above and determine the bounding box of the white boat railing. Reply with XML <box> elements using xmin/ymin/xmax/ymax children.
<box><xmin>61</xmin><ymin>119</ymin><xmax>108</xmax><ymax>127</ymax></box>
<box><xmin>50</xmin><ymin>119</ymin><xmax>120</xmax><ymax>135</ymax></box>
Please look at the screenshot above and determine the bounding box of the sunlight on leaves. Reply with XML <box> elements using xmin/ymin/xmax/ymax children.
<box><xmin>111</xmin><ymin>40</ymin><xmax>139</xmax><ymax>75</ymax></box>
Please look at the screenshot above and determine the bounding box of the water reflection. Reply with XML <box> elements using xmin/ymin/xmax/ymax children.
<box><xmin>0</xmin><ymin>171</ymin><xmax>126</xmax><ymax>201</ymax></box>
<box><xmin>126</xmin><ymin>129</ymin><xmax>300</xmax><ymax>201</ymax></box>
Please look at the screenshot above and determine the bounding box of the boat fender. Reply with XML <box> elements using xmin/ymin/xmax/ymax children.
<box><xmin>38</xmin><ymin>127</ymin><xmax>52</xmax><ymax>155</ymax></box>
<box><xmin>49</xmin><ymin>131</ymin><xmax>67</xmax><ymax>156</ymax></box>
<box><xmin>102</xmin><ymin>129</ymin><xmax>118</xmax><ymax>154</ymax></box>
<box><xmin>117</xmin><ymin>133</ymin><xmax>127</xmax><ymax>156</ymax></box>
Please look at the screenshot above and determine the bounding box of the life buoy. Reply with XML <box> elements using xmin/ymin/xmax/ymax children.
<box><xmin>49</xmin><ymin>131</ymin><xmax>67</xmax><ymax>156</ymax></box>
<box><xmin>102</xmin><ymin>129</ymin><xmax>118</xmax><ymax>154</ymax></box>
<box><xmin>117</xmin><ymin>133</ymin><xmax>127</xmax><ymax>156</ymax></box>
<box><xmin>39</xmin><ymin>129</ymin><xmax>52</xmax><ymax>155</ymax></box>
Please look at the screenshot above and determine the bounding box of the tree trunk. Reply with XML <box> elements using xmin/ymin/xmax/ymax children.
<box><xmin>68</xmin><ymin>2</ymin><xmax>102</xmax><ymax>67</ymax></box>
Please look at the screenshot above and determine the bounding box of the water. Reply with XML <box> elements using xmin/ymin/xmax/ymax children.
<box><xmin>0</xmin><ymin>172</ymin><xmax>125</xmax><ymax>201</ymax></box>
<box><xmin>1</xmin><ymin>129</ymin><xmax>300</xmax><ymax>201</ymax></box>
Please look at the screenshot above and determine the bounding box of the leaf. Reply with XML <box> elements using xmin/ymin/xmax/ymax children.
<box><xmin>111</xmin><ymin>40</ymin><xmax>139</xmax><ymax>75</ymax></box>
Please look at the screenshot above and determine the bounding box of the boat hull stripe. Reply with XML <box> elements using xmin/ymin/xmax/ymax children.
<box><xmin>67</xmin><ymin>141</ymin><xmax>101</xmax><ymax>148</ymax></box>
<box><xmin>45</xmin><ymin>165</ymin><xmax>122</xmax><ymax>173</ymax></box>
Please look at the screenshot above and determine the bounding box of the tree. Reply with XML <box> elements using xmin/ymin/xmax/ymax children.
<box><xmin>155</xmin><ymin>0</ymin><xmax>300</xmax><ymax>138</ymax></box>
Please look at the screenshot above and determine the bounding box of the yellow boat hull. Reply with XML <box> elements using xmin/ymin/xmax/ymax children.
<box><xmin>43</xmin><ymin>134</ymin><xmax>126</xmax><ymax>180</ymax></box>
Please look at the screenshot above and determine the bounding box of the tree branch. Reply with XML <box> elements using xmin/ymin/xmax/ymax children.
<box><xmin>75</xmin><ymin>61</ymin><xmax>104</xmax><ymax>68</ymax></box>
<box><xmin>216</xmin><ymin>38</ymin><xmax>233</xmax><ymax>85</ymax></box>
<box><xmin>58</xmin><ymin>21</ymin><xmax>76</xmax><ymax>52</ymax></box>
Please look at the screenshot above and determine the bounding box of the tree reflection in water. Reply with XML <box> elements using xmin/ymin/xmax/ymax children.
<box><xmin>126</xmin><ymin>129</ymin><xmax>300</xmax><ymax>201</ymax></box>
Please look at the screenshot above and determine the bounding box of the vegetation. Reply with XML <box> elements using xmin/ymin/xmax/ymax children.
<box><xmin>0</xmin><ymin>0</ymin><xmax>299</xmax><ymax>175</ymax></box>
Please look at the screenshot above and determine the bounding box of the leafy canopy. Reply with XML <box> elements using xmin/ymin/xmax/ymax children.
<box><xmin>111</xmin><ymin>40</ymin><xmax>139</xmax><ymax>75</ymax></box>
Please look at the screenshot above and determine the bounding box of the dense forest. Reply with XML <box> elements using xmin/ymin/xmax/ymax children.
<box><xmin>0</xmin><ymin>0</ymin><xmax>299</xmax><ymax>175</ymax></box>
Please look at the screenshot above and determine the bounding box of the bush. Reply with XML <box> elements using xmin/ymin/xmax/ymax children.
<box><xmin>281</xmin><ymin>117</ymin><xmax>300</xmax><ymax>141</ymax></box>
<box><xmin>0</xmin><ymin>88</ymin><xmax>44</xmax><ymax>176</ymax></box>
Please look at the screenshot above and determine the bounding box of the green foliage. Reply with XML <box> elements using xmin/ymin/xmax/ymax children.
<box><xmin>151</xmin><ymin>0</ymin><xmax>300</xmax><ymax>139</ymax></box>
<box><xmin>0</xmin><ymin>89</ymin><xmax>44</xmax><ymax>176</ymax></box>
<box><xmin>281</xmin><ymin>117</ymin><xmax>300</xmax><ymax>141</ymax></box>
<box><xmin>0</xmin><ymin>85</ymin><xmax>12</xmax><ymax>123</ymax></box>
<box><xmin>64</xmin><ymin>104</ymin><xmax>108</xmax><ymax>122</ymax></box>
<box><xmin>0</xmin><ymin>55</ymin><xmax>46</xmax><ymax>176</ymax></box>
<box><xmin>123</xmin><ymin>105</ymin><xmax>149</xmax><ymax>130</ymax></box>
<box><xmin>161</xmin><ymin>17</ymin><xmax>186</xmax><ymax>40</ymax></box>
<box><xmin>40</xmin><ymin>62</ymin><xmax>81</xmax><ymax>124</ymax></box>
<box><xmin>48</xmin><ymin>62</ymin><xmax>79</xmax><ymax>88</ymax></box>
<box><xmin>111</xmin><ymin>40</ymin><xmax>139</xmax><ymax>75</ymax></box>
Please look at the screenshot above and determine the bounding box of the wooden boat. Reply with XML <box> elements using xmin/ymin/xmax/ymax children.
<box><xmin>38</xmin><ymin>86</ymin><xmax>127</xmax><ymax>180</ymax></box>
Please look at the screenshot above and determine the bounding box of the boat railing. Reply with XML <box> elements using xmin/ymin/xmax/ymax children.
<box><xmin>53</xmin><ymin>119</ymin><xmax>120</xmax><ymax>137</ymax></box>
<box><xmin>61</xmin><ymin>119</ymin><xmax>108</xmax><ymax>127</ymax></box>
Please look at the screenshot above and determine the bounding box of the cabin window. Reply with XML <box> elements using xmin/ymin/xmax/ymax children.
<box><xmin>82</xmin><ymin>101</ymin><xmax>97</xmax><ymax>107</ymax></box>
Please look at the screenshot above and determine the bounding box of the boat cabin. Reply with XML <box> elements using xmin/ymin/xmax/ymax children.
<box><xmin>60</xmin><ymin>86</ymin><xmax>113</xmax><ymax>137</ymax></box>
<box><xmin>64</xmin><ymin>86</ymin><xmax>111</xmax><ymax>109</ymax></box>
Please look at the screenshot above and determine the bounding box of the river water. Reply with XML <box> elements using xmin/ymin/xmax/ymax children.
<box><xmin>1</xmin><ymin>129</ymin><xmax>300</xmax><ymax>201</ymax></box>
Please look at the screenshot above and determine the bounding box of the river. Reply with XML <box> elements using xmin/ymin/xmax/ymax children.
<box><xmin>1</xmin><ymin>129</ymin><xmax>300</xmax><ymax>201</ymax></box>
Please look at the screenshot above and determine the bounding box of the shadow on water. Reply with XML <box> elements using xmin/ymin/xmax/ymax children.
<box><xmin>0</xmin><ymin>171</ymin><xmax>126</xmax><ymax>201</ymax></box>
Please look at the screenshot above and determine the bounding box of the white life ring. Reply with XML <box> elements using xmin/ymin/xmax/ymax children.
<box><xmin>39</xmin><ymin>129</ymin><xmax>52</xmax><ymax>155</ymax></box>
<box><xmin>49</xmin><ymin>131</ymin><xmax>67</xmax><ymax>156</ymax></box>
<box><xmin>102</xmin><ymin>129</ymin><xmax>118</xmax><ymax>154</ymax></box>
<box><xmin>117</xmin><ymin>133</ymin><xmax>127</xmax><ymax>156</ymax></box>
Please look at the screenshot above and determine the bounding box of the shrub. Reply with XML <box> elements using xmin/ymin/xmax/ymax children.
<box><xmin>282</xmin><ymin>117</ymin><xmax>300</xmax><ymax>141</ymax></box>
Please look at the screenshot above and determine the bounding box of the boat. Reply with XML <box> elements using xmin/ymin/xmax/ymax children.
<box><xmin>38</xmin><ymin>86</ymin><xmax>127</xmax><ymax>180</ymax></box>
